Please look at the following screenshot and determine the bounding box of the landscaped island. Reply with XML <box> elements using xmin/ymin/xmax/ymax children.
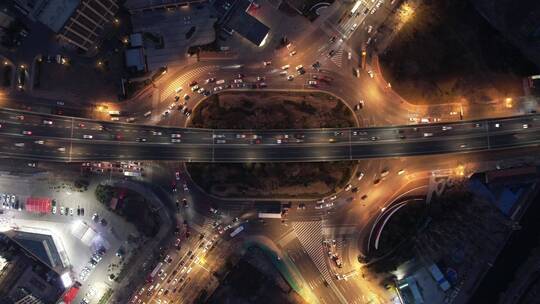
<box><xmin>186</xmin><ymin>91</ymin><xmax>357</xmax><ymax>199</ymax></box>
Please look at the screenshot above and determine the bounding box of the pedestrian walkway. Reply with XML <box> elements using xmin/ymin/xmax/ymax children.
<box><xmin>329</xmin><ymin>49</ymin><xmax>344</xmax><ymax>68</ymax></box>
<box><xmin>292</xmin><ymin>221</ymin><xmax>333</xmax><ymax>286</ymax></box>
<box><xmin>292</xmin><ymin>221</ymin><xmax>349</xmax><ymax>304</ymax></box>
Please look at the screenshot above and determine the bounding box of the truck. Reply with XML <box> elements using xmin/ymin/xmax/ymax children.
<box><xmin>258</xmin><ymin>212</ymin><xmax>281</xmax><ymax>219</ymax></box>
<box><xmin>230</xmin><ymin>226</ymin><xmax>244</xmax><ymax>238</ymax></box>
<box><xmin>146</xmin><ymin>262</ymin><xmax>163</xmax><ymax>283</ymax></box>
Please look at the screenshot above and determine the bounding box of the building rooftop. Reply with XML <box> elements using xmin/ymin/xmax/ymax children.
<box><xmin>35</xmin><ymin>0</ymin><xmax>80</xmax><ymax>32</ymax></box>
<box><xmin>125</xmin><ymin>48</ymin><xmax>147</xmax><ymax>72</ymax></box>
<box><xmin>225</xmin><ymin>0</ymin><xmax>269</xmax><ymax>46</ymax></box>
<box><xmin>10</xmin><ymin>231</ymin><xmax>62</xmax><ymax>272</ymax></box>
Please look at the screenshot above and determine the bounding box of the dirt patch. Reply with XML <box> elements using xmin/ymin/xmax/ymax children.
<box><xmin>33</xmin><ymin>55</ymin><xmax>122</xmax><ymax>105</ymax></box>
<box><xmin>189</xmin><ymin>91</ymin><xmax>356</xmax><ymax>129</ymax></box>
<box><xmin>187</xmin><ymin>162</ymin><xmax>353</xmax><ymax>199</ymax></box>
<box><xmin>187</xmin><ymin>91</ymin><xmax>356</xmax><ymax>199</ymax></box>
<box><xmin>379</xmin><ymin>0</ymin><xmax>538</xmax><ymax>105</ymax></box>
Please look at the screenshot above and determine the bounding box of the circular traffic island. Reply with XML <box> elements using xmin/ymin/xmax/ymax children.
<box><xmin>186</xmin><ymin>91</ymin><xmax>357</xmax><ymax>199</ymax></box>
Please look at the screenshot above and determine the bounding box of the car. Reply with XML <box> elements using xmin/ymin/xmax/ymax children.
<box><xmin>197</xmin><ymin>87</ymin><xmax>205</xmax><ymax>94</ymax></box>
<box><xmin>233</xmin><ymin>79</ymin><xmax>243</xmax><ymax>83</ymax></box>
<box><xmin>370</xmin><ymin>136</ymin><xmax>378</xmax><ymax>141</ymax></box>
<box><xmin>151</xmin><ymin>131</ymin><xmax>162</xmax><ymax>136</ymax></box>
<box><xmin>184</xmin><ymin>94</ymin><xmax>190</xmax><ymax>100</ymax></box>
<box><xmin>308</xmin><ymin>80</ymin><xmax>317</xmax><ymax>86</ymax></box>
<box><xmin>289</xmin><ymin>50</ymin><xmax>297</xmax><ymax>56</ymax></box>
<box><xmin>205</xmin><ymin>78</ymin><xmax>216</xmax><ymax>84</ymax></box>
<box><xmin>459</xmin><ymin>144</ymin><xmax>468</xmax><ymax>148</ymax></box>
<box><xmin>397</xmin><ymin>169</ymin><xmax>406</xmax><ymax>175</ymax></box>
<box><xmin>367</xmin><ymin>70</ymin><xmax>374</xmax><ymax>78</ymax></box>
<box><xmin>214</xmin><ymin>86</ymin><xmax>223</xmax><ymax>92</ymax></box>
<box><xmin>43</xmin><ymin>120</ymin><xmax>53</xmax><ymax>125</ymax></box>
<box><xmin>361</xmin><ymin>194</ymin><xmax>368</xmax><ymax>200</ymax></box>
<box><xmin>191</xmin><ymin>85</ymin><xmax>200</xmax><ymax>92</ymax></box>
<box><xmin>523</xmin><ymin>124</ymin><xmax>530</xmax><ymax>129</ymax></box>
<box><xmin>210</xmin><ymin>207</ymin><xmax>218</xmax><ymax>214</ymax></box>
<box><xmin>136</xmin><ymin>138</ymin><xmax>147</xmax><ymax>142</ymax></box>
<box><xmin>287</xmin><ymin>75</ymin><xmax>294</xmax><ymax>81</ymax></box>
<box><xmin>344</xmin><ymin>184</ymin><xmax>352</xmax><ymax>191</ymax></box>
<box><xmin>34</xmin><ymin>140</ymin><xmax>44</xmax><ymax>145</ymax></box>
<box><xmin>69</xmin><ymin>208</ymin><xmax>74</xmax><ymax>216</ymax></box>
<box><xmin>442</xmin><ymin>126</ymin><xmax>452</xmax><ymax>131</ymax></box>
<box><xmin>183</xmin><ymin>183</ymin><xmax>188</xmax><ymax>191</ymax></box>
<box><xmin>162</xmin><ymin>110</ymin><xmax>170</xmax><ymax>116</ymax></box>
<box><xmin>22</xmin><ymin>130</ymin><xmax>32</xmax><ymax>135</ymax></box>
<box><xmin>92</xmin><ymin>213</ymin><xmax>98</xmax><ymax>222</ymax></box>
<box><xmin>423</xmin><ymin>133</ymin><xmax>433</xmax><ymax>137</ymax></box>
<box><xmin>171</xmin><ymin>138</ymin><xmax>181</xmax><ymax>143</ymax></box>
<box><xmin>367</xmin><ymin>25</ymin><xmax>373</xmax><ymax>33</ymax></box>
<box><xmin>171</xmin><ymin>133</ymin><xmax>182</xmax><ymax>138</ymax></box>
<box><xmin>357</xmin><ymin>172</ymin><xmax>364</xmax><ymax>180</ymax></box>
<box><xmin>83</xmin><ymin>135</ymin><xmax>93</xmax><ymax>139</ymax></box>
<box><xmin>295</xmin><ymin>65</ymin><xmax>303</xmax><ymax>71</ymax></box>
<box><xmin>330</xmin><ymin>195</ymin><xmax>337</xmax><ymax>200</ymax></box>
<box><xmin>381</xmin><ymin>170</ymin><xmax>389</xmax><ymax>177</ymax></box>
<box><xmin>281</xmin><ymin>64</ymin><xmax>290</xmax><ymax>70</ymax></box>
<box><xmin>263</xmin><ymin>61</ymin><xmax>272</xmax><ymax>66</ymax></box>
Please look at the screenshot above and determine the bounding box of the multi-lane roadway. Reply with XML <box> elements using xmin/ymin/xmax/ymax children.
<box><xmin>0</xmin><ymin>108</ymin><xmax>538</xmax><ymax>162</ymax></box>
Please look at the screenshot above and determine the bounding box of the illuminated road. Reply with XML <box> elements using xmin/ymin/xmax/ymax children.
<box><xmin>0</xmin><ymin>108</ymin><xmax>538</xmax><ymax>162</ymax></box>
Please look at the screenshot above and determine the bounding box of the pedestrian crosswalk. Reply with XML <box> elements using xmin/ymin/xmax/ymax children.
<box><xmin>160</xmin><ymin>65</ymin><xmax>217</xmax><ymax>102</ymax></box>
<box><xmin>292</xmin><ymin>221</ymin><xmax>334</xmax><ymax>286</ymax></box>
<box><xmin>329</xmin><ymin>49</ymin><xmax>344</xmax><ymax>68</ymax></box>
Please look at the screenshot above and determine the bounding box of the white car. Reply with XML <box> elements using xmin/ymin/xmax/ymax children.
<box><xmin>295</xmin><ymin>65</ymin><xmax>303</xmax><ymax>71</ymax></box>
<box><xmin>233</xmin><ymin>79</ymin><xmax>243</xmax><ymax>83</ymax></box>
<box><xmin>289</xmin><ymin>51</ymin><xmax>296</xmax><ymax>56</ymax></box>
<box><xmin>83</xmin><ymin>135</ymin><xmax>93</xmax><ymax>139</ymax></box>
<box><xmin>171</xmin><ymin>134</ymin><xmax>182</xmax><ymax>138</ymax></box>
<box><xmin>69</xmin><ymin>208</ymin><xmax>74</xmax><ymax>216</ymax></box>
<box><xmin>197</xmin><ymin>88</ymin><xmax>205</xmax><ymax>94</ymax></box>
<box><xmin>442</xmin><ymin>126</ymin><xmax>452</xmax><ymax>131</ymax></box>
<box><xmin>171</xmin><ymin>139</ymin><xmax>181</xmax><ymax>143</ymax></box>
<box><xmin>52</xmin><ymin>206</ymin><xmax>57</xmax><ymax>214</ymax></box>
<box><xmin>60</xmin><ymin>207</ymin><xmax>65</xmax><ymax>215</ymax></box>
<box><xmin>34</xmin><ymin>140</ymin><xmax>44</xmax><ymax>145</ymax></box>
<box><xmin>344</xmin><ymin>184</ymin><xmax>352</xmax><ymax>191</ymax></box>
<box><xmin>308</xmin><ymin>80</ymin><xmax>317</xmax><ymax>86</ymax></box>
<box><xmin>523</xmin><ymin>124</ymin><xmax>529</xmax><ymax>129</ymax></box>
<box><xmin>357</xmin><ymin>172</ymin><xmax>364</xmax><ymax>181</ymax></box>
<box><xmin>281</xmin><ymin>64</ymin><xmax>290</xmax><ymax>70</ymax></box>
<box><xmin>43</xmin><ymin>120</ymin><xmax>53</xmax><ymax>125</ymax></box>
<box><xmin>191</xmin><ymin>85</ymin><xmax>200</xmax><ymax>92</ymax></box>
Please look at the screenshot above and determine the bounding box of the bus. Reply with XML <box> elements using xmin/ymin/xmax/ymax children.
<box><xmin>230</xmin><ymin>226</ymin><xmax>244</xmax><ymax>238</ymax></box>
<box><xmin>146</xmin><ymin>262</ymin><xmax>163</xmax><ymax>283</ymax></box>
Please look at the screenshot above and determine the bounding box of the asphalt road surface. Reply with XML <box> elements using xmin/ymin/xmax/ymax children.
<box><xmin>0</xmin><ymin>108</ymin><xmax>538</xmax><ymax>162</ymax></box>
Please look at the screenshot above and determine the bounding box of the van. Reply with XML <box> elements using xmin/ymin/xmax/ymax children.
<box><xmin>144</xmin><ymin>111</ymin><xmax>152</xmax><ymax>118</ymax></box>
<box><xmin>216</xmin><ymin>79</ymin><xmax>225</xmax><ymax>85</ymax></box>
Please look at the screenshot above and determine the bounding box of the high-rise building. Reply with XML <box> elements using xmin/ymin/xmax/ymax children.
<box><xmin>13</xmin><ymin>0</ymin><xmax>119</xmax><ymax>52</ymax></box>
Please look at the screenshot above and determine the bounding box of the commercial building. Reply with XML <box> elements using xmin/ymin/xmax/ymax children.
<box><xmin>12</xmin><ymin>0</ymin><xmax>120</xmax><ymax>51</ymax></box>
<box><xmin>217</xmin><ymin>0</ymin><xmax>270</xmax><ymax>46</ymax></box>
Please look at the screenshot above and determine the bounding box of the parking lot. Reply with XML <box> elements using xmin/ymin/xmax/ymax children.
<box><xmin>131</xmin><ymin>4</ymin><xmax>217</xmax><ymax>71</ymax></box>
<box><xmin>0</xmin><ymin>173</ymin><xmax>139</xmax><ymax>304</ymax></box>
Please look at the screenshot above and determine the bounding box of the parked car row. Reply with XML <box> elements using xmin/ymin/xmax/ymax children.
<box><xmin>0</xmin><ymin>194</ymin><xmax>19</xmax><ymax>210</ymax></box>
